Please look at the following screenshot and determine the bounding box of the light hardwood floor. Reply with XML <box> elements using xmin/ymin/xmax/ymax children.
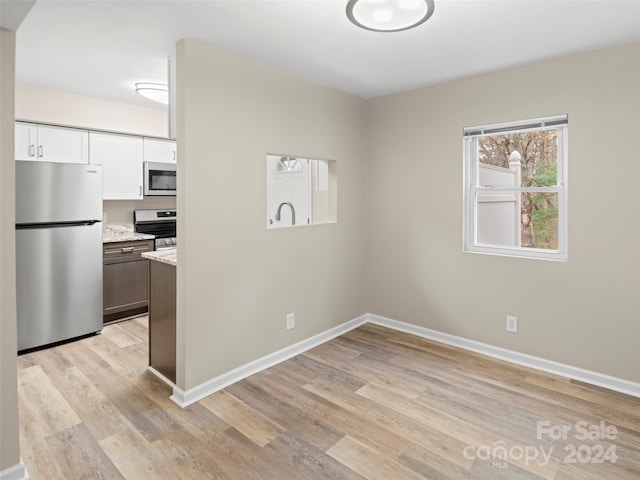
<box><xmin>17</xmin><ymin>317</ymin><xmax>640</xmax><ymax>479</ymax></box>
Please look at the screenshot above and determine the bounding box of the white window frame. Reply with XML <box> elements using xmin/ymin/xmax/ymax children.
<box><xmin>463</xmin><ymin>115</ymin><xmax>568</xmax><ymax>261</ymax></box>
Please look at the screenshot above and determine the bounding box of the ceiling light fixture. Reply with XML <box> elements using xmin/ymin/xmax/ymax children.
<box><xmin>346</xmin><ymin>0</ymin><xmax>435</xmax><ymax>32</ymax></box>
<box><xmin>134</xmin><ymin>82</ymin><xmax>169</xmax><ymax>105</ymax></box>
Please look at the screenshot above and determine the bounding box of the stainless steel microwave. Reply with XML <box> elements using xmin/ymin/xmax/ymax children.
<box><xmin>143</xmin><ymin>161</ymin><xmax>176</xmax><ymax>196</ymax></box>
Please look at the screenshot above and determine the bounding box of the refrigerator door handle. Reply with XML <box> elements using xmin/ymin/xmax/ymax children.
<box><xmin>16</xmin><ymin>220</ymin><xmax>101</xmax><ymax>229</ymax></box>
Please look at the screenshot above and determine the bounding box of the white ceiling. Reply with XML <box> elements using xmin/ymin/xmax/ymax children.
<box><xmin>12</xmin><ymin>0</ymin><xmax>640</xmax><ymax>110</ymax></box>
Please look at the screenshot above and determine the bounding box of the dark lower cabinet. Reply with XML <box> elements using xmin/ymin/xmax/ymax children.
<box><xmin>148</xmin><ymin>260</ymin><xmax>176</xmax><ymax>383</ymax></box>
<box><xmin>103</xmin><ymin>240</ymin><xmax>154</xmax><ymax>324</ymax></box>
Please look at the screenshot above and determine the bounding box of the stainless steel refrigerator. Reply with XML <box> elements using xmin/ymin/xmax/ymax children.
<box><xmin>16</xmin><ymin>161</ymin><xmax>103</xmax><ymax>351</ymax></box>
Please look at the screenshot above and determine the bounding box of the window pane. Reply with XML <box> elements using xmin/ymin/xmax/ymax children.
<box><xmin>275</xmin><ymin>157</ymin><xmax>302</xmax><ymax>173</ymax></box>
<box><xmin>526</xmin><ymin>192</ymin><xmax>558</xmax><ymax>250</ymax></box>
<box><xmin>478</xmin><ymin>130</ymin><xmax>558</xmax><ymax>187</ymax></box>
<box><xmin>476</xmin><ymin>191</ymin><xmax>519</xmax><ymax>247</ymax></box>
<box><xmin>476</xmin><ymin>191</ymin><xmax>558</xmax><ymax>250</ymax></box>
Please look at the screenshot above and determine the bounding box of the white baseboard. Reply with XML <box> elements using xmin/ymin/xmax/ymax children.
<box><xmin>169</xmin><ymin>312</ymin><xmax>640</xmax><ymax>408</ymax></box>
<box><xmin>367</xmin><ymin>313</ymin><xmax>640</xmax><ymax>398</ymax></box>
<box><xmin>171</xmin><ymin>314</ymin><xmax>369</xmax><ymax>407</ymax></box>
<box><xmin>0</xmin><ymin>462</ymin><xmax>29</xmax><ymax>480</ymax></box>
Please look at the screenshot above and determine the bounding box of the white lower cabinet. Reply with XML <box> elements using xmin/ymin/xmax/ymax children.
<box><xmin>89</xmin><ymin>132</ymin><xmax>143</xmax><ymax>200</ymax></box>
<box><xmin>15</xmin><ymin>122</ymin><xmax>89</xmax><ymax>164</ymax></box>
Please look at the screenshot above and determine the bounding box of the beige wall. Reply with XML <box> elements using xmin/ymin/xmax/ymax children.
<box><xmin>104</xmin><ymin>198</ymin><xmax>176</xmax><ymax>225</ymax></box>
<box><xmin>0</xmin><ymin>27</ymin><xmax>21</xmax><ymax>473</ymax></box>
<box><xmin>16</xmin><ymin>83</ymin><xmax>168</xmax><ymax>136</ymax></box>
<box><xmin>365</xmin><ymin>43</ymin><xmax>640</xmax><ymax>383</ymax></box>
<box><xmin>176</xmin><ymin>40</ymin><xmax>367</xmax><ymax>390</ymax></box>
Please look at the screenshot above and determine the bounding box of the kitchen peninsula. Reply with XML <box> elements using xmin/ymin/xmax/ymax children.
<box><xmin>142</xmin><ymin>248</ymin><xmax>177</xmax><ymax>383</ymax></box>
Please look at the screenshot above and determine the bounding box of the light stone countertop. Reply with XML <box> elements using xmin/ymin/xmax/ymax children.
<box><xmin>103</xmin><ymin>224</ymin><xmax>155</xmax><ymax>243</ymax></box>
<box><xmin>142</xmin><ymin>248</ymin><xmax>177</xmax><ymax>267</ymax></box>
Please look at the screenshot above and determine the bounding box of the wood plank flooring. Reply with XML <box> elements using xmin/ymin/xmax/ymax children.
<box><xmin>17</xmin><ymin>318</ymin><xmax>640</xmax><ymax>479</ymax></box>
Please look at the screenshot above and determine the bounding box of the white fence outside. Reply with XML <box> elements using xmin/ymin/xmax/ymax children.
<box><xmin>477</xmin><ymin>153</ymin><xmax>521</xmax><ymax>247</ymax></box>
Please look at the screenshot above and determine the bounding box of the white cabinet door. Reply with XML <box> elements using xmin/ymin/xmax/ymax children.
<box><xmin>36</xmin><ymin>124</ymin><xmax>89</xmax><ymax>164</ymax></box>
<box><xmin>15</xmin><ymin>122</ymin><xmax>38</xmax><ymax>161</ymax></box>
<box><xmin>143</xmin><ymin>138</ymin><xmax>177</xmax><ymax>164</ymax></box>
<box><xmin>89</xmin><ymin>132</ymin><xmax>143</xmax><ymax>200</ymax></box>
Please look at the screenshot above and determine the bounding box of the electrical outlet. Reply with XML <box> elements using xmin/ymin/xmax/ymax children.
<box><xmin>506</xmin><ymin>315</ymin><xmax>518</xmax><ymax>333</ymax></box>
<box><xmin>286</xmin><ymin>313</ymin><xmax>295</xmax><ymax>330</ymax></box>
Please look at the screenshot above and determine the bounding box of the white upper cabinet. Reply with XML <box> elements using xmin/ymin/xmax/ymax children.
<box><xmin>15</xmin><ymin>122</ymin><xmax>38</xmax><ymax>160</ymax></box>
<box><xmin>15</xmin><ymin>122</ymin><xmax>89</xmax><ymax>164</ymax></box>
<box><xmin>143</xmin><ymin>138</ymin><xmax>177</xmax><ymax>164</ymax></box>
<box><xmin>89</xmin><ymin>131</ymin><xmax>143</xmax><ymax>200</ymax></box>
<box><xmin>38</xmin><ymin>125</ymin><xmax>89</xmax><ymax>164</ymax></box>
<box><xmin>16</xmin><ymin>122</ymin><xmax>176</xmax><ymax>201</ymax></box>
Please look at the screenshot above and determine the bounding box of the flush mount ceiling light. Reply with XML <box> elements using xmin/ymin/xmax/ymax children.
<box><xmin>346</xmin><ymin>0</ymin><xmax>435</xmax><ymax>32</ymax></box>
<box><xmin>134</xmin><ymin>82</ymin><xmax>168</xmax><ymax>105</ymax></box>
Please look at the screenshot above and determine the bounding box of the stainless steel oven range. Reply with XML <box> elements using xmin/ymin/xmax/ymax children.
<box><xmin>134</xmin><ymin>209</ymin><xmax>176</xmax><ymax>250</ymax></box>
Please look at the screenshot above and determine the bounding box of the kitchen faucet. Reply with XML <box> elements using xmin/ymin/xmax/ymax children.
<box><xmin>275</xmin><ymin>201</ymin><xmax>295</xmax><ymax>225</ymax></box>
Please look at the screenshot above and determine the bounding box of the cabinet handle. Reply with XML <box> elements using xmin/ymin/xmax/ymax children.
<box><xmin>120</xmin><ymin>247</ymin><xmax>135</xmax><ymax>253</ymax></box>
<box><xmin>38</xmin><ymin>146</ymin><xmax>43</xmax><ymax>158</ymax></box>
<box><xmin>139</xmin><ymin>185</ymin><xmax>142</xmax><ymax>196</ymax></box>
<box><xmin>29</xmin><ymin>145</ymin><xmax>35</xmax><ymax>157</ymax></box>
<box><xmin>173</xmin><ymin>150</ymin><xmax>176</xmax><ymax>161</ymax></box>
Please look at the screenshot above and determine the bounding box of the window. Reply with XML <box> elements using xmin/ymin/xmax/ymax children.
<box><xmin>275</xmin><ymin>156</ymin><xmax>303</xmax><ymax>173</ymax></box>
<box><xmin>463</xmin><ymin>115</ymin><xmax>568</xmax><ymax>261</ymax></box>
